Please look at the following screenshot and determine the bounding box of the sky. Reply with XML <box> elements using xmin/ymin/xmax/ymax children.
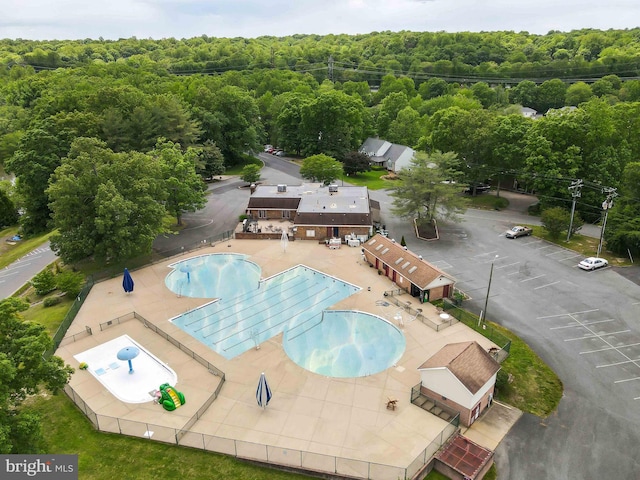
<box><xmin>1</xmin><ymin>0</ymin><xmax>639</xmax><ymax>41</ymax></box>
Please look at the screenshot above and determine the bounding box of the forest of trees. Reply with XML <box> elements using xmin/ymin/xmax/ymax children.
<box><xmin>1</xmin><ymin>28</ymin><xmax>639</xmax><ymax>260</ymax></box>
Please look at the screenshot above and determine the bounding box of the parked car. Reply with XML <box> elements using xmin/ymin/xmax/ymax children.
<box><xmin>505</xmin><ymin>226</ymin><xmax>533</xmax><ymax>239</ymax></box>
<box><xmin>275</xmin><ymin>150</ymin><xmax>285</xmax><ymax>156</ymax></box>
<box><xmin>464</xmin><ymin>183</ymin><xmax>491</xmax><ymax>194</ymax></box>
<box><xmin>578</xmin><ymin>257</ymin><xmax>609</xmax><ymax>271</ymax></box>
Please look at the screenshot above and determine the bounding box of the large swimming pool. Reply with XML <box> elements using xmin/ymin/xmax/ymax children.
<box><xmin>167</xmin><ymin>254</ymin><xmax>406</xmax><ymax>377</ymax></box>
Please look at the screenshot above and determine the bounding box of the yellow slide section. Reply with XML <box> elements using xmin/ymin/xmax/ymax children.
<box><xmin>167</xmin><ymin>387</ymin><xmax>182</xmax><ymax>408</ymax></box>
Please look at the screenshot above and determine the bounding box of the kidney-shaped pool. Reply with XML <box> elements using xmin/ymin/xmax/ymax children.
<box><xmin>283</xmin><ymin>310</ymin><xmax>406</xmax><ymax>378</ymax></box>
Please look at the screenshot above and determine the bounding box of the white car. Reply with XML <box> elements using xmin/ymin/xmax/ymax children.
<box><xmin>578</xmin><ymin>257</ymin><xmax>608</xmax><ymax>271</ymax></box>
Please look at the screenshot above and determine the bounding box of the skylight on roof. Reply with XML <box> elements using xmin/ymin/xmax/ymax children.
<box><xmin>395</xmin><ymin>257</ymin><xmax>404</xmax><ymax>265</ymax></box>
<box><xmin>375</xmin><ymin>244</ymin><xmax>383</xmax><ymax>251</ymax></box>
<box><xmin>402</xmin><ymin>261</ymin><xmax>410</xmax><ymax>269</ymax></box>
<box><xmin>408</xmin><ymin>266</ymin><xmax>418</xmax><ymax>274</ymax></box>
<box><xmin>381</xmin><ymin>248</ymin><xmax>389</xmax><ymax>255</ymax></box>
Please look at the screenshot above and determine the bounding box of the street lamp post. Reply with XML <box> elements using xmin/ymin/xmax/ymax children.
<box><xmin>481</xmin><ymin>255</ymin><xmax>499</xmax><ymax>323</ymax></box>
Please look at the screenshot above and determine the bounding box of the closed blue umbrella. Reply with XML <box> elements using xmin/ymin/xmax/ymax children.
<box><xmin>123</xmin><ymin>268</ymin><xmax>134</xmax><ymax>293</ymax></box>
<box><xmin>256</xmin><ymin>372</ymin><xmax>272</xmax><ymax>409</ymax></box>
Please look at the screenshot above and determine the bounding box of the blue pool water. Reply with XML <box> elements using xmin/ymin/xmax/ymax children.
<box><xmin>283</xmin><ymin>310</ymin><xmax>406</xmax><ymax>378</ymax></box>
<box><xmin>167</xmin><ymin>254</ymin><xmax>405</xmax><ymax>376</ymax></box>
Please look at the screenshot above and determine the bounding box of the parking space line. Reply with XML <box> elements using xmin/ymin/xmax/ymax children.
<box><xmin>551</xmin><ymin>319</ymin><xmax>616</xmax><ymax>330</ymax></box>
<box><xmin>564</xmin><ymin>330</ymin><xmax>631</xmax><ymax>341</ymax></box>
<box><xmin>545</xmin><ymin>250</ymin><xmax>568</xmax><ymax>257</ymax></box>
<box><xmin>538</xmin><ymin>309</ymin><xmax>599</xmax><ymax>319</ymax></box>
<box><xmin>506</xmin><ymin>271</ymin><xmax>520</xmax><ymax>276</ymax></box>
<box><xmin>614</xmin><ymin>376</ymin><xmax>640</xmax><ymax>384</ymax></box>
<box><xmin>561</xmin><ymin>254</ymin><xmax>583</xmax><ymax>260</ymax></box>
<box><xmin>472</xmin><ymin>251</ymin><xmax>498</xmax><ymax>258</ymax></box>
<box><xmin>536</xmin><ymin>245</ymin><xmax>554</xmax><ymax>250</ymax></box>
<box><xmin>580</xmin><ymin>342</ymin><xmax>640</xmax><ymax>354</ymax></box>
<box><xmin>596</xmin><ymin>359</ymin><xmax>640</xmax><ymax>368</ymax></box>
<box><xmin>495</xmin><ymin>262</ymin><xmax>519</xmax><ymax>270</ymax></box>
<box><xmin>534</xmin><ymin>281</ymin><xmax>560</xmax><ymax>290</ymax></box>
<box><xmin>521</xmin><ymin>274</ymin><xmax>545</xmax><ymax>283</ymax></box>
<box><xmin>521</xmin><ymin>240</ymin><xmax>542</xmax><ymax>246</ymax></box>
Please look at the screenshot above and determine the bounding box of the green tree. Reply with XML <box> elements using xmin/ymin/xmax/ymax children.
<box><xmin>5</xmin><ymin>128</ymin><xmax>66</xmax><ymax>234</ymax></box>
<box><xmin>387</xmin><ymin>106</ymin><xmax>423</xmax><ymax>147</ymax></box>
<box><xmin>47</xmin><ymin>138</ymin><xmax>166</xmax><ymax>263</ymax></box>
<box><xmin>541</xmin><ymin>206</ymin><xmax>571</xmax><ymax>240</ymax></box>
<box><xmin>342</xmin><ymin>151</ymin><xmax>371</xmax><ymax>176</ymax></box>
<box><xmin>191</xmin><ymin>85</ymin><xmax>262</xmax><ymax>163</ymax></box>
<box><xmin>0</xmin><ymin>297</ymin><xmax>73</xmax><ymax>454</ymax></box>
<box><xmin>565</xmin><ymin>82</ymin><xmax>593</xmax><ymax>105</ymax></box>
<box><xmin>510</xmin><ymin>80</ymin><xmax>537</xmax><ymax>108</ymax></box>
<box><xmin>299</xmin><ymin>91</ymin><xmax>366</xmax><ymax>158</ymax></box>
<box><xmin>30</xmin><ymin>268</ymin><xmax>56</xmax><ymax>295</ymax></box>
<box><xmin>241</xmin><ymin>164</ymin><xmax>261</xmax><ymax>184</ymax></box>
<box><xmin>604</xmin><ymin>162</ymin><xmax>640</xmax><ymax>257</ymax></box>
<box><xmin>418</xmin><ymin>78</ymin><xmax>449</xmax><ymax>99</ymax></box>
<box><xmin>0</xmin><ymin>185</ymin><xmax>18</xmax><ymax>227</ymax></box>
<box><xmin>389</xmin><ymin>151</ymin><xmax>467</xmax><ymax>226</ymax></box>
<box><xmin>54</xmin><ymin>270</ymin><xmax>84</xmax><ymax>298</ymax></box>
<box><xmin>196</xmin><ymin>140</ymin><xmax>225</xmax><ymax>180</ymax></box>
<box><xmin>299</xmin><ymin>154</ymin><xmax>343</xmax><ymax>185</ymax></box>
<box><xmin>154</xmin><ymin>139</ymin><xmax>206</xmax><ymax>226</ymax></box>
<box><xmin>535</xmin><ymin>79</ymin><xmax>567</xmax><ymax>112</ymax></box>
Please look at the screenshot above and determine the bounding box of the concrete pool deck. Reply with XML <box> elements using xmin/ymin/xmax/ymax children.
<box><xmin>56</xmin><ymin>239</ymin><xmax>519</xmax><ymax>475</ymax></box>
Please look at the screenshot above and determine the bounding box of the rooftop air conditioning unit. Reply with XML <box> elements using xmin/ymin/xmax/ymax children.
<box><xmin>328</xmin><ymin>184</ymin><xmax>338</xmax><ymax>193</ymax></box>
<box><xmin>277</xmin><ymin>184</ymin><xmax>287</xmax><ymax>192</ymax></box>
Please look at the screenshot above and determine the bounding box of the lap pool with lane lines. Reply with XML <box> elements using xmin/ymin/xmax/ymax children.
<box><xmin>166</xmin><ymin>254</ymin><xmax>406</xmax><ymax>377</ymax></box>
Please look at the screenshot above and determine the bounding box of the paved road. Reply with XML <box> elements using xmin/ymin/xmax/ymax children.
<box><xmin>0</xmin><ymin>241</ymin><xmax>56</xmax><ymax>300</ymax></box>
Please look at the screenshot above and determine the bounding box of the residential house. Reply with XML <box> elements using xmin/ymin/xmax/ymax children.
<box><xmin>418</xmin><ymin>341</ymin><xmax>501</xmax><ymax>427</ymax></box>
<box><xmin>359</xmin><ymin>137</ymin><xmax>415</xmax><ymax>173</ymax></box>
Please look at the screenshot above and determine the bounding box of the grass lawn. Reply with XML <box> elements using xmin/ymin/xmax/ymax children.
<box><xmin>20</xmin><ymin>293</ymin><xmax>75</xmax><ymax>335</ymax></box>
<box><xmin>26</xmin><ymin>394</ymin><xmax>310</xmax><ymax>480</ymax></box>
<box><xmin>465</xmin><ymin>192</ymin><xmax>510</xmax><ymax>210</ymax></box>
<box><xmin>341</xmin><ymin>168</ymin><xmax>394</xmax><ymax>190</ymax></box>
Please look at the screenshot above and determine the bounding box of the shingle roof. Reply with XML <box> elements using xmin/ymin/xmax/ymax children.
<box><xmin>418</xmin><ymin>341</ymin><xmax>501</xmax><ymax>394</ymax></box>
<box><xmin>362</xmin><ymin>234</ymin><xmax>455</xmax><ymax>290</ymax></box>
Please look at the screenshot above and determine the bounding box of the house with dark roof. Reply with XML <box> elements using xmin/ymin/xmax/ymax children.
<box><xmin>359</xmin><ymin>137</ymin><xmax>415</xmax><ymax>173</ymax></box>
<box><xmin>418</xmin><ymin>341</ymin><xmax>501</xmax><ymax>427</ymax></box>
<box><xmin>245</xmin><ymin>183</ymin><xmax>379</xmax><ymax>241</ymax></box>
<box><xmin>362</xmin><ymin>234</ymin><xmax>455</xmax><ymax>302</ymax></box>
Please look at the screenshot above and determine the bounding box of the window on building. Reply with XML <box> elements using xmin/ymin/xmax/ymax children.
<box><xmin>258</xmin><ymin>210</ymin><xmax>267</xmax><ymax>218</ymax></box>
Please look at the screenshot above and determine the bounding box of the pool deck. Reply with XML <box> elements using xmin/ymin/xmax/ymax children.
<box><xmin>56</xmin><ymin>239</ymin><xmax>517</xmax><ymax>475</ymax></box>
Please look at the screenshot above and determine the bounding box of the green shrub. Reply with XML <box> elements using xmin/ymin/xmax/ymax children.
<box><xmin>541</xmin><ymin>206</ymin><xmax>571</xmax><ymax>240</ymax></box>
<box><xmin>43</xmin><ymin>296</ymin><xmax>61</xmax><ymax>307</ymax></box>
<box><xmin>55</xmin><ymin>270</ymin><xmax>84</xmax><ymax>298</ymax></box>
<box><xmin>492</xmin><ymin>197</ymin><xmax>509</xmax><ymax>210</ymax></box>
<box><xmin>31</xmin><ymin>269</ymin><xmax>56</xmax><ymax>296</ymax></box>
<box><xmin>528</xmin><ymin>202</ymin><xmax>541</xmax><ymax>215</ymax></box>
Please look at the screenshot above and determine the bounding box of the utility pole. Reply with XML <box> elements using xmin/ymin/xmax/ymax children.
<box><xmin>597</xmin><ymin>187</ymin><xmax>617</xmax><ymax>258</ymax></box>
<box><xmin>567</xmin><ymin>179</ymin><xmax>583</xmax><ymax>241</ymax></box>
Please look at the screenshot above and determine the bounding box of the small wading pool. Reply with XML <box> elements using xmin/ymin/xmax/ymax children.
<box><xmin>283</xmin><ymin>310</ymin><xmax>406</xmax><ymax>378</ymax></box>
<box><xmin>74</xmin><ymin>335</ymin><xmax>177</xmax><ymax>403</ymax></box>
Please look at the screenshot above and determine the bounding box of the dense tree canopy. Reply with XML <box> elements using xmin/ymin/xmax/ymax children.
<box><xmin>0</xmin><ymin>297</ymin><xmax>73</xmax><ymax>453</ymax></box>
<box><xmin>1</xmin><ymin>29</ymin><xmax>640</xmax><ymax>254</ymax></box>
<box><xmin>47</xmin><ymin>138</ymin><xmax>167</xmax><ymax>263</ymax></box>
